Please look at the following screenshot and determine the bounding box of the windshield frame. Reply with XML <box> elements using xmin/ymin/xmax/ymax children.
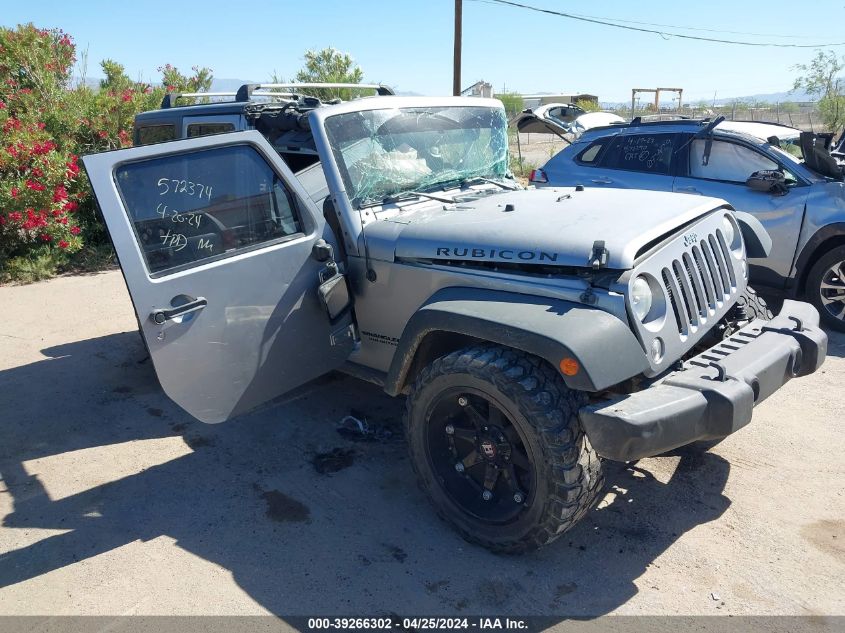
<box><xmin>322</xmin><ymin>104</ymin><xmax>509</xmax><ymax>208</ymax></box>
<box><xmin>308</xmin><ymin>96</ymin><xmax>509</xmax><ymax>258</ymax></box>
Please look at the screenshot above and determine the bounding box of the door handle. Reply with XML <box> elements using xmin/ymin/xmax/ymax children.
<box><xmin>677</xmin><ymin>186</ymin><xmax>701</xmax><ymax>194</ymax></box>
<box><xmin>591</xmin><ymin>177</ymin><xmax>613</xmax><ymax>184</ymax></box>
<box><xmin>151</xmin><ymin>297</ymin><xmax>207</xmax><ymax>324</ymax></box>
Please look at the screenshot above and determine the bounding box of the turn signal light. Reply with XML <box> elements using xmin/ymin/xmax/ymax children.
<box><xmin>559</xmin><ymin>357</ymin><xmax>579</xmax><ymax>376</ymax></box>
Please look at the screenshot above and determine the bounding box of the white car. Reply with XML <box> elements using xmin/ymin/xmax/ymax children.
<box><xmin>716</xmin><ymin>120</ymin><xmax>803</xmax><ymax>158</ymax></box>
<box><xmin>511</xmin><ymin>104</ymin><xmax>624</xmax><ymax>140</ymax></box>
<box><xmin>570</xmin><ymin>111</ymin><xmax>626</xmax><ymax>137</ymax></box>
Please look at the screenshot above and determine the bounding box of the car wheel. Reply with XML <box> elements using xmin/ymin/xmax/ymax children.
<box><xmin>806</xmin><ymin>245</ymin><xmax>845</xmax><ymax>332</ymax></box>
<box><xmin>731</xmin><ymin>286</ymin><xmax>774</xmax><ymax>326</ymax></box>
<box><xmin>404</xmin><ymin>345</ymin><xmax>604</xmax><ymax>553</ymax></box>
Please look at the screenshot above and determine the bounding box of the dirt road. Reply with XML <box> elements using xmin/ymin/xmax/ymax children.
<box><xmin>1</xmin><ymin>271</ymin><xmax>843</xmax><ymax>619</ymax></box>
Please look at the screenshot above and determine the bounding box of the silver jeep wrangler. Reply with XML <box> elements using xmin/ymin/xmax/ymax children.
<box><xmin>83</xmin><ymin>95</ymin><xmax>827</xmax><ymax>553</ymax></box>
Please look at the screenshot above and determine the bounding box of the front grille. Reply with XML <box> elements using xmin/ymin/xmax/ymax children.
<box><xmin>661</xmin><ymin>229</ymin><xmax>736</xmax><ymax>337</ymax></box>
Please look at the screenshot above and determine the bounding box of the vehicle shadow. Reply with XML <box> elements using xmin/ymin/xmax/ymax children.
<box><xmin>824</xmin><ymin>328</ymin><xmax>845</xmax><ymax>359</ymax></box>
<box><xmin>0</xmin><ymin>331</ymin><xmax>732</xmax><ymax>617</ymax></box>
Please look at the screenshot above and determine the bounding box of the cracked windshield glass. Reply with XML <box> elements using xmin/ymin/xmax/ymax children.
<box><xmin>324</xmin><ymin>106</ymin><xmax>509</xmax><ymax>207</ymax></box>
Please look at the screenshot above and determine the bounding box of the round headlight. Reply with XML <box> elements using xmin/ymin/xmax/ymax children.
<box><xmin>722</xmin><ymin>215</ymin><xmax>736</xmax><ymax>245</ymax></box>
<box><xmin>631</xmin><ymin>276</ymin><xmax>653</xmax><ymax>321</ymax></box>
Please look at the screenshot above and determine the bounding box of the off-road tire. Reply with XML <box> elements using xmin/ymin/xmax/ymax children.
<box><xmin>806</xmin><ymin>245</ymin><xmax>845</xmax><ymax>332</ymax></box>
<box><xmin>404</xmin><ymin>345</ymin><xmax>604</xmax><ymax>554</ymax></box>
<box><xmin>718</xmin><ymin>286</ymin><xmax>774</xmax><ymax>340</ymax></box>
<box><xmin>734</xmin><ymin>286</ymin><xmax>774</xmax><ymax>323</ymax></box>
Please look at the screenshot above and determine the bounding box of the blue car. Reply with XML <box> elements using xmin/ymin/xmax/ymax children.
<box><xmin>532</xmin><ymin>117</ymin><xmax>845</xmax><ymax>331</ymax></box>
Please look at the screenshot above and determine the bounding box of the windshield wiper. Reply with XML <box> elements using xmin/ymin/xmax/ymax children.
<box><xmin>674</xmin><ymin>115</ymin><xmax>726</xmax><ymax>157</ymax></box>
<box><xmin>359</xmin><ymin>190</ymin><xmax>454</xmax><ymax>209</ymax></box>
<box><xmin>460</xmin><ymin>176</ymin><xmax>520</xmax><ymax>191</ymax></box>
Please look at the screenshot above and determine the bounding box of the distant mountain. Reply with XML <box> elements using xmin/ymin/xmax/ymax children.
<box><xmin>69</xmin><ymin>76</ymin><xmax>102</xmax><ymax>90</ymax></box>
<box><xmin>710</xmin><ymin>87</ymin><xmax>814</xmax><ymax>105</ymax></box>
<box><xmin>210</xmin><ymin>78</ymin><xmax>258</xmax><ymax>92</ymax></box>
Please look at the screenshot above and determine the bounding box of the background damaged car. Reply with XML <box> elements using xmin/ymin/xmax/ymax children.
<box><xmin>533</xmin><ymin>116</ymin><xmax>845</xmax><ymax>331</ymax></box>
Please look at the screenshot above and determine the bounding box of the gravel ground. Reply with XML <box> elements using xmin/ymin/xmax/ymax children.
<box><xmin>511</xmin><ymin>133</ymin><xmax>570</xmax><ymax>172</ymax></box>
<box><xmin>0</xmin><ymin>271</ymin><xmax>843</xmax><ymax>620</ymax></box>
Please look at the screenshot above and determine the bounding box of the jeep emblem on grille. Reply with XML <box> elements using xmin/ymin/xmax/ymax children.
<box><xmin>683</xmin><ymin>232</ymin><xmax>699</xmax><ymax>247</ymax></box>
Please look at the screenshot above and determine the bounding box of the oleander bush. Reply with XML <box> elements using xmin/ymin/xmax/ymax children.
<box><xmin>0</xmin><ymin>23</ymin><xmax>211</xmax><ymax>281</ymax></box>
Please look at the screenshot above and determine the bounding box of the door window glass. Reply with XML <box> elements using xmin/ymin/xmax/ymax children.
<box><xmin>115</xmin><ymin>145</ymin><xmax>302</xmax><ymax>276</ymax></box>
<box><xmin>576</xmin><ymin>137</ymin><xmax>612</xmax><ymax>164</ymax></box>
<box><xmin>690</xmin><ymin>140</ymin><xmax>777</xmax><ymax>183</ymax></box>
<box><xmin>603</xmin><ymin>134</ymin><xmax>676</xmax><ymax>174</ymax></box>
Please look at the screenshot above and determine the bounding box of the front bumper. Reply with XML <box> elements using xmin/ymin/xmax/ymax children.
<box><xmin>579</xmin><ymin>300</ymin><xmax>827</xmax><ymax>462</ymax></box>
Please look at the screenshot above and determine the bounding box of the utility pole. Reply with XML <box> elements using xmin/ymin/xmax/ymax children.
<box><xmin>453</xmin><ymin>0</ymin><xmax>462</xmax><ymax>96</ymax></box>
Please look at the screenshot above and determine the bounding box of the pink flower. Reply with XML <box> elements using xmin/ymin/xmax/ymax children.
<box><xmin>70</xmin><ymin>225</ymin><xmax>80</xmax><ymax>235</ymax></box>
<box><xmin>58</xmin><ymin>239</ymin><xmax>69</xmax><ymax>249</ymax></box>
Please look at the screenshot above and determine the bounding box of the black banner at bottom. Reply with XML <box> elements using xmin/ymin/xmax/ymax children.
<box><xmin>0</xmin><ymin>616</ymin><xmax>842</xmax><ymax>633</ymax></box>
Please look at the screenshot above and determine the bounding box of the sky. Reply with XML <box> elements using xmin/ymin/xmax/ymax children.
<box><xmin>3</xmin><ymin>0</ymin><xmax>845</xmax><ymax>104</ymax></box>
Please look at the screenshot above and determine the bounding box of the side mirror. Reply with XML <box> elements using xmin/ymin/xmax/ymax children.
<box><xmin>746</xmin><ymin>170</ymin><xmax>787</xmax><ymax>195</ymax></box>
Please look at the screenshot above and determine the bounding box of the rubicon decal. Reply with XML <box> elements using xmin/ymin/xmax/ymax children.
<box><xmin>435</xmin><ymin>247</ymin><xmax>559</xmax><ymax>262</ymax></box>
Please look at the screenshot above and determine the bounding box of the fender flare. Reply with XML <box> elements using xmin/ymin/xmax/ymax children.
<box><xmin>734</xmin><ymin>211</ymin><xmax>772</xmax><ymax>258</ymax></box>
<box><xmin>384</xmin><ymin>287</ymin><xmax>650</xmax><ymax>395</ymax></box>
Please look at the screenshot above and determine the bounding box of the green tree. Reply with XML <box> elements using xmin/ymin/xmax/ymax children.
<box><xmin>574</xmin><ymin>98</ymin><xmax>601</xmax><ymax>113</ymax></box>
<box><xmin>294</xmin><ymin>48</ymin><xmax>364</xmax><ymax>101</ymax></box>
<box><xmin>497</xmin><ymin>92</ymin><xmax>524</xmax><ymax>117</ymax></box>
<box><xmin>793</xmin><ymin>50</ymin><xmax>845</xmax><ymax>132</ymax></box>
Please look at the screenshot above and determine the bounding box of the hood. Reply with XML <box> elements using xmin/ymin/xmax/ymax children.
<box><xmin>372</xmin><ymin>187</ymin><xmax>727</xmax><ymax>270</ymax></box>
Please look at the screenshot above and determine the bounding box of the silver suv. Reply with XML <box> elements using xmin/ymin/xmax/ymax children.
<box><xmin>83</xmin><ymin>96</ymin><xmax>827</xmax><ymax>553</ymax></box>
<box><xmin>532</xmin><ymin>117</ymin><xmax>845</xmax><ymax>332</ymax></box>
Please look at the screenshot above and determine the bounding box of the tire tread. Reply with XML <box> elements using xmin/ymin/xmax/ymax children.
<box><xmin>405</xmin><ymin>345</ymin><xmax>604</xmax><ymax>554</ymax></box>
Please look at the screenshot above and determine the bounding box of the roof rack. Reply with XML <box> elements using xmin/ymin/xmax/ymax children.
<box><xmin>628</xmin><ymin>116</ymin><xmax>708</xmax><ymax>128</ymax></box>
<box><xmin>236</xmin><ymin>82</ymin><xmax>395</xmax><ymax>101</ymax></box>
<box><xmin>160</xmin><ymin>91</ymin><xmax>237</xmax><ymax>109</ymax></box>
<box><xmin>158</xmin><ymin>83</ymin><xmax>395</xmax><ymax>109</ymax></box>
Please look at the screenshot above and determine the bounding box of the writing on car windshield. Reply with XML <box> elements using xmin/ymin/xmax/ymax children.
<box><xmin>324</xmin><ymin>106</ymin><xmax>509</xmax><ymax>207</ymax></box>
<box><xmin>115</xmin><ymin>145</ymin><xmax>301</xmax><ymax>275</ymax></box>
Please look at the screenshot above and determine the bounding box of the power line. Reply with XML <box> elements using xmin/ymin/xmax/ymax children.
<box><xmin>473</xmin><ymin>0</ymin><xmax>845</xmax><ymax>47</ymax></box>
<box><xmin>468</xmin><ymin>0</ymin><xmax>825</xmax><ymax>39</ymax></box>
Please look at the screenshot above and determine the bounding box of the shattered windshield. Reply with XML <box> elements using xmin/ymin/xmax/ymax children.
<box><xmin>323</xmin><ymin>106</ymin><xmax>509</xmax><ymax>207</ymax></box>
